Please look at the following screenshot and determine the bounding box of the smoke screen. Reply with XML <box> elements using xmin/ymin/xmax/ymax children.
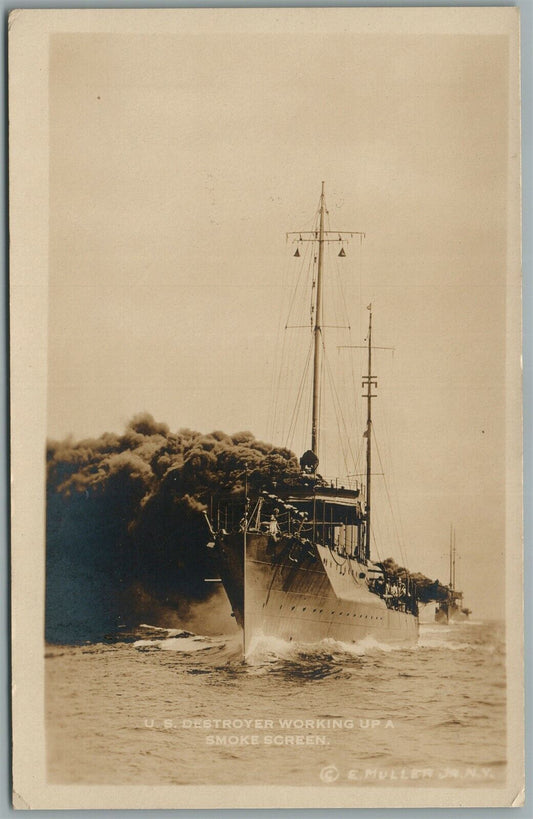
<box><xmin>45</xmin><ymin>414</ymin><xmax>300</xmax><ymax>642</ymax></box>
<box><xmin>46</xmin><ymin>413</ymin><xmax>447</xmax><ymax>642</ymax></box>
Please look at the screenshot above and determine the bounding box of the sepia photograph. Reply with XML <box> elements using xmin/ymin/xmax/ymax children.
<box><xmin>9</xmin><ymin>8</ymin><xmax>523</xmax><ymax>810</ymax></box>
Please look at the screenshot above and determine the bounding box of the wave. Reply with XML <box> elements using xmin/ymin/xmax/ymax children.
<box><xmin>133</xmin><ymin>627</ymin><xmax>244</xmax><ymax>663</ymax></box>
<box><xmin>247</xmin><ymin>630</ymin><xmax>489</xmax><ymax>662</ymax></box>
<box><xmin>417</xmin><ymin>635</ymin><xmax>472</xmax><ymax>651</ymax></box>
<box><xmin>245</xmin><ymin>632</ymin><xmax>417</xmax><ymax>666</ymax></box>
<box><xmin>137</xmin><ymin>624</ymin><xmax>203</xmax><ymax>638</ymax></box>
<box><xmin>132</xmin><ymin>622</ymin><xmax>497</xmax><ymax>666</ymax></box>
<box><xmin>135</xmin><ymin>625</ymin><xmax>213</xmax><ymax>650</ymax></box>
<box><xmin>134</xmin><ymin>635</ymin><xmax>216</xmax><ymax>653</ymax></box>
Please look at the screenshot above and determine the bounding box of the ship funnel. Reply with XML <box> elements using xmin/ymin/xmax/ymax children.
<box><xmin>300</xmin><ymin>449</ymin><xmax>319</xmax><ymax>474</ymax></box>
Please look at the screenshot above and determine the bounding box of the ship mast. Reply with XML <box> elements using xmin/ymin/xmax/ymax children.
<box><xmin>311</xmin><ymin>182</ymin><xmax>326</xmax><ymax>458</ymax></box>
<box><xmin>452</xmin><ymin>526</ymin><xmax>456</xmax><ymax>591</ymax></box>
<box><xmin>448</xmin><ymin>524</ymin><xmax>458</xmax><ymax>591</ymax></box>
<box><xmin>287</xmin><ymin>185</ymin><xmax>364</xmax><ymax>470</ymax></box>
<box><xmin>449</xmin><ymin>524</ymin><xmax>453</xmax><ymax>589</ymax></box>
<box><xmin>362</xmin><ymin>308</ymin><xmax>376</xmax><ymax>561</ymax></box>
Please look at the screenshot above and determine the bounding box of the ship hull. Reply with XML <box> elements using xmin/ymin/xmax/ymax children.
<box><xmin>216</xmin><ymin>531</ymin><xmax>418</xmax><ymax>655</ymax></box>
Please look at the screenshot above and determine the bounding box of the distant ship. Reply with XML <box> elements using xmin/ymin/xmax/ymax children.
<box><xmin>212</xmin><ymin>184</ymin><xmax>419</xmax><ymax>655</ymax></box>
<box><xmin>435</xmin><ymin>526</ymin><xmax>471</xmax><ymax>624</ymax></box>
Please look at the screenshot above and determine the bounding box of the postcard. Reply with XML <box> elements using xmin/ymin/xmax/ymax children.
<box><xmin>9</xmin><ymin>7</ymin><xmax>523</xmax><ymax>809</ymax></box>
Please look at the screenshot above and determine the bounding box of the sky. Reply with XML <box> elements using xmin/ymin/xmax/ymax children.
<box><xmin>47</xmin><ymin>21</ymin><xmax>519</xmax><ymax>620</ymax></box>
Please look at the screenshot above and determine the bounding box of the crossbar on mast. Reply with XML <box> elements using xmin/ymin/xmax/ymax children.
<box><xmin>287</xmin><ymin>231</ymin><xmax>365</xmax><ymax>242</ymax></box>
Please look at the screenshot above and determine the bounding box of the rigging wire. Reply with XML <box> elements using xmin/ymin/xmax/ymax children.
<box><xmin>325</xmin><ymin>213</ymin><xmax>353</xmax><ymax>333</ymax></box>
<box><xmin>289</xmin><ymin>242</ymin><xmax>317</xmax><ymax>453</ymax></box>
<box><xmin>271</xmin><ymin>193</ymin><xmax>368</xmax><ymax>481</ymax></box>
<box><xmin>284</xmin><ymin>243</ymin><xmax>310</xmax><ymax>330</ymax></box>
<box><xmin>370</xmin><ymin>524</ymin><xmax>383</xmax><ymax>566</ymax></box>
<box><xmin>322</xmin><ymin>344</ymin><xmax>358</xmax><ymax>483</ymax></box>
<box><xmin>318</xmin><ymin>323</ymin><xmax>327</xmax><ymax>465</ymax></box>
<box><xmin>301</xmin><ymin>362</ymin><xmax>314</xmax><ymax>457</ymax></box>
<box><xmin>327</xmin><ymin>243</ymin><xmax>351</xmax><ymax>478</ymax></box>
<box><xmin>284</xmin><ymin>336</ymin><xmax>314</xmax><ymax>451</ymax></box>
<box><xmin>374</xmin><ymin>362</ymin><xmax>411</xmax><ymax>568</ymax></box>
<box><xmin>273</xmin><ymin>237</ymin><xmax>315</xmax><ymax>447</ymax></box>
<box><xmin>273</xmin><ymin>196</ymin><xmax>409</xmax><ymax>578</ymax></box>
<box><xmin>267</xmin><ymin>236</ymin><xmax>295</xmax><ymax>443</ymax></box>
<box><xmin>372</xmin><ymin>424</ymin><xmax>409</xmax><ymax>570</ymax></box>
<box><xmin>322</xmin><ymin>229</ymin><xmax>365</xmax><ymax>486</ymax></box>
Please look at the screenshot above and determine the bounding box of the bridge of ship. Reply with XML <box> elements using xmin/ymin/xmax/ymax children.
<box><xmin>279</xmin><ymin>487</ymin><xmax>365</xmax><ymax>556</ymax></box>
<box><xmin>212</xmin><ymin>485</ymin><xmax>367</xmax><ymax>560</ymax></box>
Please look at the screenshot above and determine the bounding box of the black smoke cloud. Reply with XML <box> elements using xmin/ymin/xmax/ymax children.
<box><xmin>376</xmin><ymin>557</ymin><xmax>449</xmax><ymax>603</ymax></box>
<box><xmin>46</xmin><ymin>414</ymin><xmax>446</xmax><ymax>642</ymax></box>
<box><xmin>46</xmin><ymin>413</ymin><xmax>300</xmax><ymax>643</ymax></box>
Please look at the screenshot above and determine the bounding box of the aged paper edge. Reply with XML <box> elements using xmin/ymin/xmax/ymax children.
<box><xmin>9</xmin><ymin>7</ymin><xmax>523</xmax><ymax>810</ymax></box>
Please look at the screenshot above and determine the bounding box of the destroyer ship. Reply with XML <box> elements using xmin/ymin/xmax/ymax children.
<box><xmin>212</xmin><ymin>184</ymin><xmax>419</xmax><ymax>654</ymax></box>
<box><xmin>435</xmin><ymin>526</ymin><xmax>471</xmax><ymax>624</ymax></box>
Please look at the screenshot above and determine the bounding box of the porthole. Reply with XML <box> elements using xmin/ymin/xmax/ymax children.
<box><xmin>302</xmin><ymin>607</ymin><xmax>306</xmax><ymax>611</ymax></box>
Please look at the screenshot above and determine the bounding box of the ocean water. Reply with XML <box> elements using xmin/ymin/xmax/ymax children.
<box><xmin>46</xmin><ymin>620</ymin><xmax>506</xmax><ymax>788</ymax></box>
